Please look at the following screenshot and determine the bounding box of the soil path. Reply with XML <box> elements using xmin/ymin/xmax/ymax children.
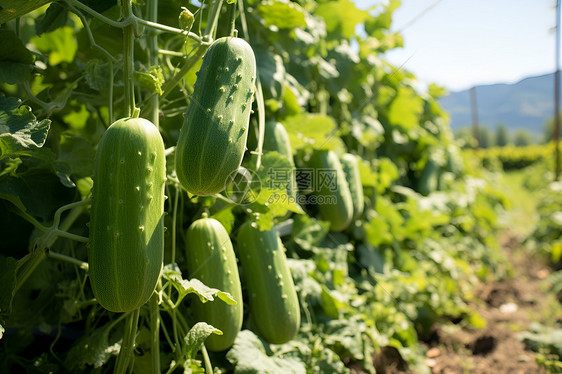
<box><xmin>423</xmin><ymin>232</ymin><xmax>553</xmax><ymax>374</ymax></box>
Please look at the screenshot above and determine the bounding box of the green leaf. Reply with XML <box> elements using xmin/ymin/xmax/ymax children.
<box><xmin>62</xmin><ymin>103</ymin><xmax>90</xmax><ymax>131</ymax></box>
<box><xmin>0</xmin><ymin>95</ymin><xmax>51</xmax><ymax>158</ymax></box>
<box><xmin>0</xmin><ymin>30</ymin><xmax>35</xmax><ymax>84</ymax></box>
<box><xmin>161</xmin><ymin>264</ymin><xmax>237</xmax><ymax>305</ymax></box>
<box><xmin>324</xmin><ymin>318</ymin><xmax>367</xmax><ymax>360</ymax></box>
<box><xmin>0</xmin><ymin>255</ymin><xmax>17</xmax><ymax>322</ymax></box>
<box><xmin>247</xmin><ymin>152</ymin><xmax>304</xmax><ymax>230</ymax></box>
<box><xmin>35</xmin><ymin>3</ymin><xmax>68</xmax><ymax>36</ymax></box>
<box><xmin>85</xmin><ymin>59</ymin><xmax>111</xmax><ymax>91</ymax></box>
<box><xmin>226</xmin><ymin>330</ymin><xmax>307</xmax><ymax>373</ymax></box>
<box><xmin>387</xmin><ymin>87</ymin><xmax>424</xmax><ymax>130</ymax></box>
<box><xmin>210</xmin><ymin>206</ymin><xmax>235</xmax><ymax>234</ymax></box>
<box><xmin>364</xmin><ymin>0</ymin><xmax>401</xmax><ymax>33</ymax></box>
<box><xmin>31</xmin><ymin>26</ymin><xmax>77</xmax><ymax>65</ymax></box>
<box><xmin>57</xmin><ymin>134</ymin><xmax>95</xmax><ymax>178</ymax></box>
<box><xmin>64</xmin><ymin>323</ymin><xmax>121</xmax><ymax>369</ymax></box>
<box><xmin>257</xmin><ymin>0</ymin><xmax>307</xmax><ymax>29</ymax></box>
<box><xmin>291</xmin><ymin>214</ymin><xmax>329</xmax><ymax>251</ymax></box>
<box><xmin>185</xmin><ymin>322</ymin><xmax>222</xmax><ymax>359</ymax></box>
<box><xmin>284</xmin><ymin>113</ymin><xmax>345</xmax><ymax>153</ymax></box>
<box><xmin>315</xmin><ymin>0</ymin><xmax>371</xmax><ymax>39</ymax></box>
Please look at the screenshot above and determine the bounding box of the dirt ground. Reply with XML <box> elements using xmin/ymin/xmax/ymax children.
<box><xmin>422</xmin><ymin>232</ymin><xmax>553</xmax><ymax>374</ymax></box>
<box><xmin>370</xmin><ymin>232</ymin><xmax>559</xmax><ymax>374</ymax></box>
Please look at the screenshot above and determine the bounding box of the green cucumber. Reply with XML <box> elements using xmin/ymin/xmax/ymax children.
<box><xmin>89</xmin><ymin>117</ymin><xmax>166</xmax><ymax>313</ymax></box>
<box><xmin>175</xmin><ymin>36</ymin><xmax>256</xmax><ymax>196</ymax></box>
<box><xmin>185</xmin><ymin>217</ymin><xmax>243</xmax><ymax>351</ymax></box>
<box><xmin>263</xmin><ymin>120</ymin><xmax>297</xmax><ymax>198</ymax></box>
<box><xmin>340</xmin><ymin>153</ymin><xmax>364</xmax><ymax>221</ymax></box>
<box><xmin>237</xmin><ymin>222</ymin><xmax>300</xmax><ymax>344</ymax></box>
<box><xmin>308</xmin><ymin>150</ymin><xmax>353</xmax><ymax>232</ymax></box>
<box><xmin>416</xmin><ymin>158</ymin><xmax>439</xmax><ymax>196</ymax></box>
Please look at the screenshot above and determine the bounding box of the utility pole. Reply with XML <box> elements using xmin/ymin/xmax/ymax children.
<box><xmin>552</xmin><ymin>0</ymin><xmax>560</xmax><ymax>180</ymax></box>
<box><xmin>470</xmin><ymin>86</ymin><xmax>479</xmax><ymax>148</ymax></box>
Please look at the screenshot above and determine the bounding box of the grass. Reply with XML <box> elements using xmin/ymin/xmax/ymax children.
<box><xmin>497</xmin><ymin>169</ymin><xmax>540</xmax><ymax>237</ymax></box>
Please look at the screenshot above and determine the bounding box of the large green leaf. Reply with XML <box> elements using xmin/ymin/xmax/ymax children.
<box><xmin>284</xmin><ymin>113</ymin><xmax>345</xmax><ymax>153</ymax></box>
<box><xmin>315</xmin><ymin>0</ymin><xmax>371</xmax><ymax>39</ymax></box>
<box><xmin>387</xmin><ymin>86</ymin><xmax>424</xmax><ymax>130</ymax></box>
<box><xmin>257</xmin><ymin>0</ymin><xmax>307</xmax><ymax>29</ymax></box>
<box><xmin>0</xmin><ymin>30</ymin><xmax>35</xmax><ymax>84</ymax></box>
<box><xmin>31</xmin><ymin>26</ymin><xmax>78</xmax><ymax>65</ymax></box>
<box><xmin>0</xmin><ymin>0</ymin><xmax>51</xmax><ymax>24</ymax></box>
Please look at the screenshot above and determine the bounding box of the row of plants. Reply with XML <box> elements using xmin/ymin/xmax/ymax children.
<box><xmin>516</xmin><ymin>158</ymin><xmax>562</xmax><ymax>373</ymax></box>
<box><xmin>467</xmin><ymin>142</ymin><xmax>561</xmax><ymax>171</ymax></box>
<box><xmin>0</xmin><ymin>0</ymin><xmax>510</xmax><ymax>372</ymax></box>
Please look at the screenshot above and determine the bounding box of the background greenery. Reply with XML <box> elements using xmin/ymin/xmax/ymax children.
<box><xmin>0</xmin><ymin>0</ymin><xmax>560</xmax><ymax>373</ymax></box>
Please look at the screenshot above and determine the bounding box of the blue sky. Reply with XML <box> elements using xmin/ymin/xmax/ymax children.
<box><xmin>362</xmin><ymin>0</ymin><xmax>556</xmax><ymax>92</ymax></box>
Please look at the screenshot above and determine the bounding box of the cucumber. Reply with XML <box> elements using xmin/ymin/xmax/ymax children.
<box><xmin>308</xmin><ymin>150</ymin><xmax>353</xmax><ymax>232</ymax></box>
<box><xmin>263</xmin><ymin>120</ymin><xmax>297</xmax><ymax>198</ymax></box>
<box><xmin>185</xmin><ymin>217</ymin><xmax>243</xmax><ymax>351</ymax></box>
<box><xmin>416</xmin><ymin>158</ymin><xmax>439</xmax><ymax>196</ymax></box>
<box><xmin>89</xmin><ymin>117</ymin><xmax>165</xmax><ymax>313</ymax></box>
<box><xmin>175</xmin><ymin>36</ymin><xmax>256</xmax><ymax>196</ymax></box>
<box><xmin>237</xmin><ymin>222</ymin><xmax>300</xmax><ymax>344</ymax></box>
<box><xmin>340</xmin><ymin>153</ymin><xmax>364</xmax><ymax>221</ymax></box>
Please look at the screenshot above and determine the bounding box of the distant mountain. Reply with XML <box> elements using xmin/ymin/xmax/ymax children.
<box><xmin>439</xmin><ymin>73</ymin><xmax>555</xmax><ymax>136</ymax></box>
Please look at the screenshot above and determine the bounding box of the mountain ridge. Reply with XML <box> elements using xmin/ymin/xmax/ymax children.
<box><xmin>439</xmin><ymin>73</ymin><xmax>555</xmax><ymax>135</ymax></box>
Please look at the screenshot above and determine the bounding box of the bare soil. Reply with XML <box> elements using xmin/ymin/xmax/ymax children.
<box><xmin>422</xmin><ymin>232</ymin><xmax>551</xmax><ymax>374</ymax></box>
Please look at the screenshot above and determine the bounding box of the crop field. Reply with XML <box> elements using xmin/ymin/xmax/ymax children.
<box><xmin>0</xmin><ymin>1</ymin><xmax>561</xmax><ymax>373</ymax></box>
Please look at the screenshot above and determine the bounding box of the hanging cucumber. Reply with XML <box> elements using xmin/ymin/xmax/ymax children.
<box><xmin>237</xmin><ymin>222</ymin><xmax>300</xmax><ymax>344</ymax></box>
<box><xmin>341</xmin><ymin>153</ymin><xmax>364</xmax><ymax>221</ymax></box>
<box><xmin>308</xmin><ymin>150</ymin><xmax>354</xmax><ymax>232</ymax></box>
<box><xmin>175</xmin><ymin>36</ymin><xmax>257</xmax><ymax>196</ymax></box>
<box><xmin>184</xmin><ymin>217</ymin><xmax>243</xmax><ymax>351</ymax></box>
<box><xmin>263</xmin><ymin>120</ymin><xmax>298</xmax><ymax>199</ymax></box>
<box><xmin>89</xmin><ymin>117</ymin><xmax>166</xmax><ymax>313</ymax></box>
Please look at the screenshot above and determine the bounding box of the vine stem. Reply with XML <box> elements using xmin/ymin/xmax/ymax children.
<box><xmin>204</xmin><ymin>0</ymin><xmax>224</xmax><ymax>40</ymax></box>
<box><xmin>141</xmin><ymin>42</ymin><xmax>210</xmax><ymax>109</ymax></box>
<box><xmin>122</xmin><ymin>0</ymin><xmax>136</xmax><ymax>117</ymax></box>
<box><xmin>147</xmin><ymin>0</ymin><xmax>159</xmax><ymax>127</ymax></box>
<box><xmin>228</xmin><ymin>2</ymin><xmax>237</xmax><ymax>37</ymax></box>
<box><xmin>149</xmin><ymin>293</ymin><xmax>161</xmax><ymax>374</ymax></box>
<box><xmin>171</xmin><ymin>184</ymin><xmax>180</xmax><ymax>264</ymax></box>
<box><xmin>46</xmin><ymin>250</ymin><xmax>89</xmax><ymax>270</ymax></box>
<box><xmin>115</xmin><ymin>309</ymin><xmax>141</xmax><ymax>374</ymax></box>
<box><xmin>14</xmin><ymin>201</ymin><xmax>88</xmax><ymax>292</ymax></box>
